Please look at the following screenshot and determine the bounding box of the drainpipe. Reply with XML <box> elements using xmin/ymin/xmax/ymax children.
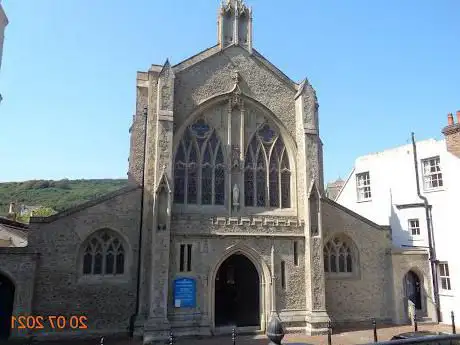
<box><xmin>411</xmin><ymin>132</ymin><xmax>441</xmax><ymax>323</ymax></box>
<box><xmin>130</xmin><ymin>106</ymin><xmax>149</xmax><ymax>336</ymax></box>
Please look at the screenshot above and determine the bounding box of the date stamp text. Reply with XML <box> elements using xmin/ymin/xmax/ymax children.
<box><xmin>11</xmin><ymin>315</ymin><xmax>88</xmax><ymax>330</ymax></box>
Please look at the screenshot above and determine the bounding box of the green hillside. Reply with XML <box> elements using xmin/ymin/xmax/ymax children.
<box><xmin>0</xmin><ymin>179</ymin><xmax>129</xmax><ymax>216</ymax></box>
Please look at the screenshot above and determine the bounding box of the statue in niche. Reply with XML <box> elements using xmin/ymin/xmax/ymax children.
<box><xmin>232</xmin><ymin>183</ymin><xmax>240</xmax><ymax>210</ymax></box>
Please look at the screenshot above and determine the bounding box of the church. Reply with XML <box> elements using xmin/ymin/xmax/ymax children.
<box><xmin>0</xmin><ymin>0</ymin><xmax>436</xmax><ymax>342</ymax></box>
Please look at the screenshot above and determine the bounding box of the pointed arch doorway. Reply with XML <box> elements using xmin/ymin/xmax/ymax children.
<box><xmin>0</xmin><ymin>273</ymin><xmax>15</xmax><ymax>339</ymax></box>
<box><xmin>404</xmin><ymin>270</ymin><xmax>423</xmax><ymax>314</ymax></box>
<box><xmin>214</xmin><ymin>254</ymin><xmax>260</xmax><ymax>327</ymax></box>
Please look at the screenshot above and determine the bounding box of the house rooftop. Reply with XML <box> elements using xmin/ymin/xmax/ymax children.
<box><xmin>0</xmin><ymin>216</ymin><xmax>29</xmax><ymax>230</ymax></box>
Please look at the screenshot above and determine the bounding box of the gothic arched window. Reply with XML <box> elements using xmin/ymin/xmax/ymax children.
<box><xmin>244</xmin><ymin>123</ymin><xmax>291</xmax><ymax>208</ymax></box>
<box><xmin>174</xmin><ymin>119</ymin><xmax>226</xmax><ymax>205</ymax></box>
<box><xmin>82</xmin><ymin>229</ymin><xmax>126</xmax><ymax>276</ymax></box>
<box><xmin>323</xmin><ymin>236</ymin><xmax>355</xmax><ymax>275</ymax></box>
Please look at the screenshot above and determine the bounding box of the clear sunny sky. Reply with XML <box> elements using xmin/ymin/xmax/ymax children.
<box><xmin>0</xmin><ymin>0</ymin><xmax>459</xmax><ymax>184</ymax></box>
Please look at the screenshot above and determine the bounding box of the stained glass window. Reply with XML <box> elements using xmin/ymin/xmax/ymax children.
<box><xmin>324</xmin><ymin>236</ymin><xmax>354</xmax><ymax>275</ymax></box>
<box><xmin>215</xmin><ymin>168</ymin><xmax>225</xmax><ymax>205</ymax></box>
<box><xmin>244</xmin><ymin>170</ymin><xmax>254</xmax><ymax>206</ymax></box>
<box><xmin>256</xmin><ymin>169</ymin><xmax>266</xmax><ymax>207</ymax></box>
<box><xmin>83</xmin><ymin>247</ymin><xmax>93</xmax><ymax>274</ymax></box>
<box><xmin>269</xmin><ymin>150</ymin><xmax>279</xmax><ymax>207</ymax></box>
<box><xmin>82</xmin><ymin>229</ymin><xmax>125</xmax><ymax>276</ymax></box>
<box><xmin>244</xmin><ymin>124</ymin><xmax>291</xmax><ymax>208</ymax></box>
<box><xmin>174</xmin><ymin>120</ymin><xmax>226</xmax><ymax>205</ymax></box>
<box><xmin>187</xmin><ymin>145</ymin><xmax>198</xmax><ymax>204</ymax></box>
<box><xmin>202</xmin><ymin>166</ymin><xmax>213</xmax><ymax>204</ymax></box>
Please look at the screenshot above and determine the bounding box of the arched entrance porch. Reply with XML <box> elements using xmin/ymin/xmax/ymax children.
<box><xmin>0</xmin><ymin>273</ymin><xmax>15</xmax><ymax>339</ymax></box>
<box><xmin>214</xmin><ymin>254</ymin><xmax>260</xmax><ymax>328</ymax></box>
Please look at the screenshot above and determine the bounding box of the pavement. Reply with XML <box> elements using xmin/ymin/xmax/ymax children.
<box><xmin>170</xmin><ymin>323</ymin><xmax>453</xmax><ymax>345</ymax></box>
<box><xmin>2</xmin><ymin>323</ymin><xmax>455</xmax><ymax>345</ymax></box>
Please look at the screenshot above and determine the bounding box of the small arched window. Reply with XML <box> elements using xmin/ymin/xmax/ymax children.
<box><xmin>82</xmin><ymin>229</ymin><xmax>126</xmax><ymax>276</ymax></box>
<box><xmin>244</xmin><ymin>123</ymin><xmax>291</xmax><ymax>208</ymax></box>
<box><xmin>174</xmin><ymin>119</ymin><xmax>225</xmax><ymax>205</ymax></box>
<box><xmin>323</xmin><ymin>236</ymin><xmax>355</xmax><ymax>275</ymax></box>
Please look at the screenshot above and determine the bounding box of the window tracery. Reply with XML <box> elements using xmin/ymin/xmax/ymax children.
<box><xmin>174</xmin><ymin>119</ymin><xmax>225</xmax><ymax>205</ymax></box>
<box><xmin>323</xmin><ymin>236</ymin><xmax>354</xmax><ymax>275</ymax></box>
<box><xmin>244</xmin><ymin>123</ymin><xmax>291</xmax><ymax>208</ymax></box>
<box><xmin>82</xmin><ymin>229</ymin><xmax>125</xmax><ymax>276</ymax></box>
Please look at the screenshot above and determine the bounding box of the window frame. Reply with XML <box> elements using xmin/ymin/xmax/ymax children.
<box><xmin>421</xmin><ymin>156</ymin><xmax>443</xmax><ymax>191</ymax></box>
<box><xmin>173</xmin><ymin>119</ymin><xmax>226</xmax><ymax>206</ymax></box>
<box><xmin>178</xmin><ymin>243</ymin><xmax>193</xmax><ymax>273</ymax></box>
<box><xmin>439</xmin><ymin>262</ymin><xmax>452</xmax><ymax>291</ymax></box>
<box><xmin>408</xmin><ymin>218</ymin><xmax>421</xmax><ymax>236</ymax></box>
<box><xmin>293</xmin><ymin>241</ymin><xmax>299</xmax><ymax>266</ymax></box>
<box><xmin>280</xmin><ymin>260</ymin><xmax>286</xmax><ymax>289</ymax></box>
<box><xmin>244</xmin><ymin>123</ymin><xmax>292</xmax><ymax>209</ymax></box>
<box><xmin>356</xmin><ymin>171</ymin><xmax>372</xmax><ymax>202</ymax></box>
<box><xmin>324</xmin><ymin>235</ymin><xmax>359</xmax><ymax>279</ymax></box>
<box><xmin>77</xmin><ymin>229</ymin><xmax>130</xmax><ymax>283</ymax></box>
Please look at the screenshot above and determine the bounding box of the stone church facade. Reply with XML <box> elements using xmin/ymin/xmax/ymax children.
<box><xmin>0</xmin><ymin>0</ymin><xmax>436</xmax><ymax>342</ymax></box>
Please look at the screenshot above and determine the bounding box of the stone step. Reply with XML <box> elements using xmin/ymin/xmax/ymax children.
<box><xmin>415</xmin><ymin>317</ymin><xmax>436</xmax><ymax>324</ymax></box>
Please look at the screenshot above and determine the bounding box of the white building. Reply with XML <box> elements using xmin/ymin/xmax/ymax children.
<box><xmin>0</xmin><ymin>217</ymin><xmax>28</xmax><ymax>247</ymax></box>
<box><xmin>0</xmin><ymin>0</ymin><xmax>8</xmax><ymax>102</ymax></box>
<box><xmin>335</xmin><ymin>112</ymin><xmax>460</xmax><ymax>325</ymax></box>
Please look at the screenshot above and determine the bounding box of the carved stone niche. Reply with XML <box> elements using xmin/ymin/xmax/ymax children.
<box><xmin>230</xmin><ymin>89</ymin><xmax>243</xmax><ymax>109</ymax></box>
<box><xmin>231</xmin><ymin>145</ymin><xmax>243</xmax><ymax>171</ymax></box>
<box><xmin>229</xmin><ymin>70</ymin><xmax>244</xmax><ymax>109</ymax></box>
<box><xmin>156</xmin><ymin>176</ymin><xmax>170</xmax><ymax>232</ymax></box>
<box><xmin>232</xmin><ymin>183</ymin><xmax>240</xmax><ymax>211</ymax></box>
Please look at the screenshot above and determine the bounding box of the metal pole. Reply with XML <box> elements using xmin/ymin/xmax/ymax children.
<box><xmin>413</xmin><ymin>312</ymin><xmax>418</xmax><ymax>332</ymax></box>
<box><xmin>232</xmin><ymin>327</ymin><xmax>236</xmax><ymax>345</ymax></box>
<box><xmin>372</xmin><ymin>318</ymin><xmax>378</xmax><ymax>342</ymax></box>
<box><xmin>327</xmin><ymin>321</ymin><xmax>332</xmax><ymax>345</ymax></box>
<box><xmin>452</xmin><ymin>311</ymin><xmax>456</xmax><ymax>334</ymax></box>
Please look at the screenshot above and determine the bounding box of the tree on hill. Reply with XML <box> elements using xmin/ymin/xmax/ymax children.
<box><xmin>0</xmin><ymin>179</ymin><xmax>129</xmax><ymax>216</ymax></box>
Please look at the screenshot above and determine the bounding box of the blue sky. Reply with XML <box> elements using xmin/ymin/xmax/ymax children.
<box><xmin>0</xmin><ymin>0</ymin><xmax>459</xmax><ymax>183</ymax></box>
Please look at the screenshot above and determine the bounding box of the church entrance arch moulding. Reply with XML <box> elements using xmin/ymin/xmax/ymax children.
<box><xmin>0</xmin><ymin>271</ymin><xmax>15</xmax><ymax>340</ymax></box>
<box><xmin>207</xmin><ymin>244</ymin><xmax>271</xmax><ymax>333</ymax></box>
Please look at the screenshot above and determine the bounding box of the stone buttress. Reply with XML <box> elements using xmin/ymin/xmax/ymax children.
<box><xmin>295</xmin><ymin>80</ymin><xmax>330</xmax><ymax>334</ymax></box>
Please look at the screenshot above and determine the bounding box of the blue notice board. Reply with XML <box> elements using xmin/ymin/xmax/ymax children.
<box><xmin>173</xmin><ymin>277</ymin><xmax>196</xmax><ymax>308</ymax></box>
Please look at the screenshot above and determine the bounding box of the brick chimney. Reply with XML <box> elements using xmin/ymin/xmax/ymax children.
<box><xmin>442</xmin><ymin>111</ymin><xmax>460</xmax><ymax>158</ymax></box>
